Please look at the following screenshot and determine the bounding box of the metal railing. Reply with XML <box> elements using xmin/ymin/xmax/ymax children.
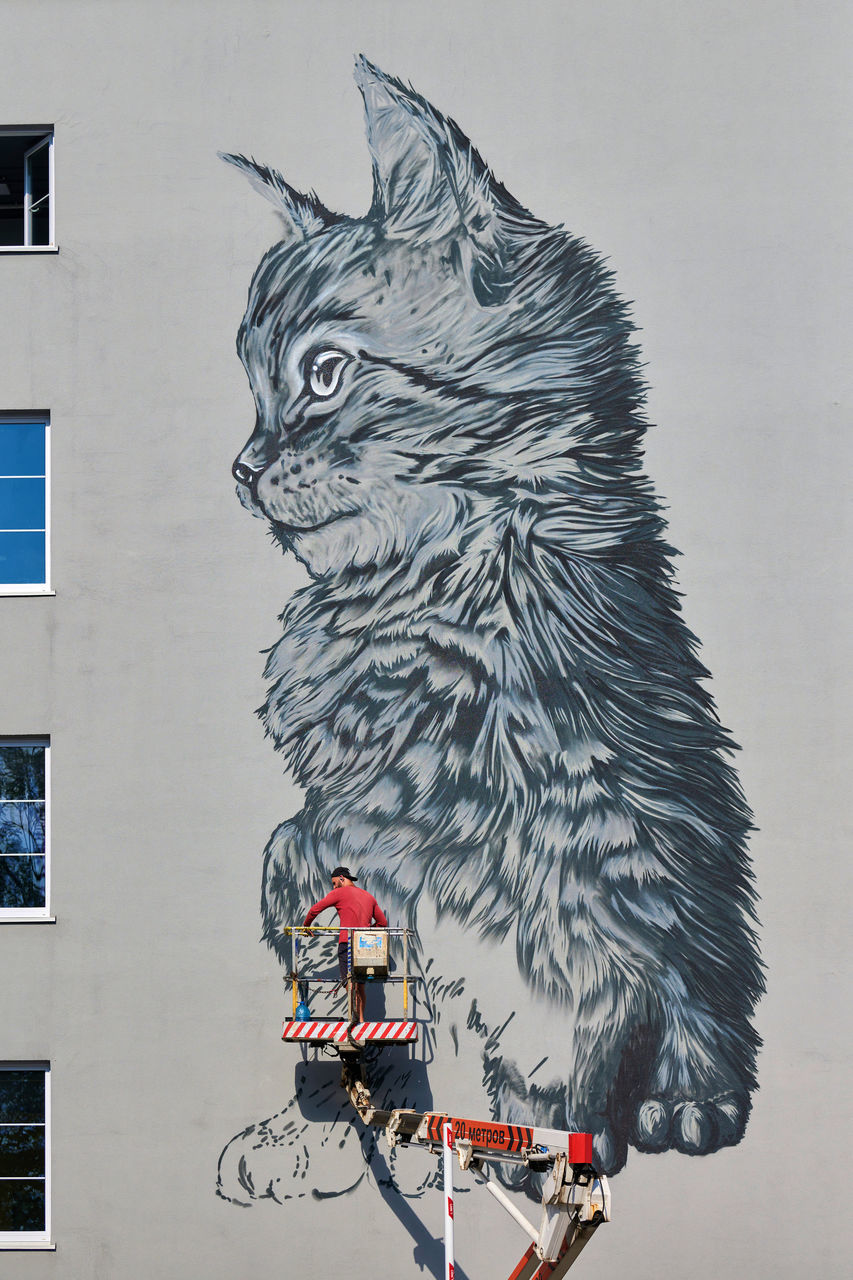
<box><xmin>281</xmin><ymin>924</ymin><xmax>416</xmax><ymax>1023</ymax></box>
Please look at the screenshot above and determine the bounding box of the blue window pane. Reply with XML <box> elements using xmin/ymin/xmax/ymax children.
<box><xmin>0</xmin><ymin>1072</ymin><xmax>44</xmax><ymax>1124</ymax></box>
<box><xmin>0</xmin><ymin>803</ymin><xmax>45</xmax><ymax>854</ymax></box>
<box><xmin>0</xmin><ymin>1180</ymin><xmax>45</xmax><ymax>1231</ymax></box>
<box><xmin>0</xmin><ymin>746</ymin><xmax>45</xmax><ymax>800</ymax></box>
<box><xmin>0</xmin><ymin>531</ymin><xmax>45</xmax><ymax>584</ymax></box>
<box><xmin>0</xmin><ymin>478</ymin><xmax>45</xmax><ymax>530</ymax></box>
<box><xmin>0</xmin><ymin>1127</ymin><xmax>45</xmax><ymax>1178</ymax></box>
<box><xmin>0</xmin><ymin>857</ymin><xmax>46</xmax><ymax>908</ymax></box>
<box><xmin>0</xmin><ymin>424</ymin><xmax>44</xmax><ymax>476</ymax></box>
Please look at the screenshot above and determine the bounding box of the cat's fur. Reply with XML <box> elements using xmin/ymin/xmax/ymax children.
<box><xmin>220</xmin><ymin>57</ymin><xmax>762</xmax><ymax>1185</ymax></box>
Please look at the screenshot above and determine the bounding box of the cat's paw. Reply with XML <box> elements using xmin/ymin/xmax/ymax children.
<box><xmin>216</xmin><ymin>1063</ymin><xmax>371</xmax><ymax>1204</ymax></box>
<box><xmin>589</xmin><ymin>1115</ymin><xmax>628</xmax><ymax>1175</ymax></box>
<box><xmin>632</xmin><ymin>1091</ymin><xmax>749</xmax><ymax>1155</ymax></box>
<box><xmin>216</xmin><ymin>1107</ymin><xmax>369</xmax><ymax>1204</ymax></box>
<box><xmin>490</xmin><ymin>1073</ymin><xmax>627</xmax><ymax>1179</ymax></box>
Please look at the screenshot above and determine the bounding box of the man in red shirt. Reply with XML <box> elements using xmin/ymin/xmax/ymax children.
<box><xmin>302</xmin><ymin>866</ymin><xmax>388</xmax><ymax>1023</ymax></box>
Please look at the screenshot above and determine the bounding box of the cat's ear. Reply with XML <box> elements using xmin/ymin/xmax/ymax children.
<box><xmin>354</xmin><ymin>57</ymin><xmax>513</xmax><ymax>305</ymax></box>
<box><xmin>219</xmin><ymin>153</ymin><xmax>335</xmax><ymax>240</ymax></box>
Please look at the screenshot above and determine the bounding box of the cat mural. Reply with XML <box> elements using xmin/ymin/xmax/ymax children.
<box><xmin>217</xmin><ymin>57</ymin><xmax>762</xmax><ymax>1202</ymax></box>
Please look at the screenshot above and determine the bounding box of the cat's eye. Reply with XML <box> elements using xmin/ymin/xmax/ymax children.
<box><xmin>305</xmin><ymin>348</ymin><xmax>351</xmax><ymax>399</ymax></box>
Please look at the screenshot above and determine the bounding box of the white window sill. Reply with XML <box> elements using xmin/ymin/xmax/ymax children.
<box><xmin>0</xmin><ymin>588</ymin><xmax>55</xmax><ymax>597</ymax></box>
<box><xmin>0</xmin><ymin>1241</ymin><xmax>56</xmax><ymax>1251</ymax></box>
<box><xmin>0</xmin><ymin>246</ymin><xmax>58</xmax><ymax>255</ymax></box>
<box><xmin>0</xmin><ymin>916</ymin><xmax>56</xmax><ymax>924</ymax></box>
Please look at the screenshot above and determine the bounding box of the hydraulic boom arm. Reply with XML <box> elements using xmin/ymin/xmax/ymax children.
<box><xmin>340</xmin><ymin>1062</ymin><xmax>610</xmax><ymax>1275</ymax></box>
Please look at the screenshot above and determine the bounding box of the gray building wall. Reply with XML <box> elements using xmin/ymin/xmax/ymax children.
<box><xmin>0</xmin><ymin>1</ymin><xmax>849</xmax><ymax>1276</ymax></box>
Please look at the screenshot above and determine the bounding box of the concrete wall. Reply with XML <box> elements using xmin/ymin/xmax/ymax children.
<box><xmin>0</xmin><ymin>1</ymin><xmax>849</xmax><ymax>1276</ymax></box>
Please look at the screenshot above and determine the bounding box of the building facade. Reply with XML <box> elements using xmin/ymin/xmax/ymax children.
<box><xmin>0</xmin><ymin>3</ymin><xmax>848</xmax><ymax>1277</ymax></box>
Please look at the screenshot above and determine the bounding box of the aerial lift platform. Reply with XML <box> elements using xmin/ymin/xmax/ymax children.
<box><xmin>282</xmin><ymin>924</ymin><xmax>609</xmax><ymax>1279</ymax></box>
<box><xmin>283</xmin><ymin>923</ymin><xmax>419</xmax><ymax>1046</ymax></box>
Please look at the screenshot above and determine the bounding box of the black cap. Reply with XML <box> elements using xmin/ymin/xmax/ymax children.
<box><xmin>330</xmin><ymin>866</ymin><xmax>357</xmax><ymax>881</ymax></box>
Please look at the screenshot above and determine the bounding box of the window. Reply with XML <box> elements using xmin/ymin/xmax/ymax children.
<box><xmin>0</xmin><ymin>129</ymin><xmax>54</xmax><ymax>249</ymax></box>
<box><xmin>0</xmin><ymin>416</ymin><xmax>49</xmax><ymax>592</ymax></box>
<box><xmin>0</xmin><ymin>1065</ymin><xmax>50</xmax><ymax>1244</ymax></box>
<box><xmin>0</xmin><ymin>740</ymin><xmax>49</xmax><ymax>918</ymax></box>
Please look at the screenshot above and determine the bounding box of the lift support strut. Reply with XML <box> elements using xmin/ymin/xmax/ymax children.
<box><xmin>339</xmin><ymin>1060</ymin><xmax>610</xmax><ymax>1279</ymax></box>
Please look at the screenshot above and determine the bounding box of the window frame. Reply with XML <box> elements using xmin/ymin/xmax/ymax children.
<box><xmin>0</xmin><ymin>1062</ymin><xmax>51</xmax><ymax>1249</ymax></box>
<box><xmin>0</xmin><ymin>737</ymin><xmax>51</xmax><ymax>922</ymax></box>
<box><xmin>23</xmin><ymin>134</ymin><xmax>54</xmax><ymax>248</ymax></box>
<box><xmin>0</xmin><ymin>413</ymin><xmax>51</xmax><ymax>596</ymax></box>
<box><xmin>0</xmin><ymin>127</ymin><xmax>56</xmax><ymax>253</ymax></box>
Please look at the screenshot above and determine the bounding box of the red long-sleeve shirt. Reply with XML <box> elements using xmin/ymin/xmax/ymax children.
<box><xmin>303</xmin><ymin>884</ymin><xmax>388</xmax><ymax>944</ymax></box>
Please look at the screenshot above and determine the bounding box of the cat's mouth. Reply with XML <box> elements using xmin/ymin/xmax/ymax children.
<box><xmin>269</xmin><ymin>511</ymin><xmax>350</xmax><ymax>537</ymax></box>
<box><xmin>236</xmin><ymin>467</ymin><xmax>363</xmax><ymax>533</ymax></box>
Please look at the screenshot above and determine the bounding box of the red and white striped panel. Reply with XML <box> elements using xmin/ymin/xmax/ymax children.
<box><xmin>282</xmin><ymin>1020</ymin><xmax>418</xmax><ymax>1043</ymax></box>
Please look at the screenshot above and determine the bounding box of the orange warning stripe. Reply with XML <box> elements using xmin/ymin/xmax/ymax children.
<box><xmin>423</xmin><ymin>1113</ymin><xmax>534</xmax><ymax>1154</ymax></box>
<box><xmin>281</xmin><ymin>1020</ymin><xmax>418</xmax><ymax>1042</ymax></box>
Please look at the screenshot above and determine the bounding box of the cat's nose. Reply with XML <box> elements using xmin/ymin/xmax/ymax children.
<box><xmin>233</xmin><ymin>458</ymin><xmax>260</xmax><ymax>486</ymax></box>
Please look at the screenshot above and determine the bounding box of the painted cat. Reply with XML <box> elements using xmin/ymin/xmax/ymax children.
<box><xmin>218</xmin><ymin>57</ymin><xmax>762</xmax><ymax>1193</ymax></box>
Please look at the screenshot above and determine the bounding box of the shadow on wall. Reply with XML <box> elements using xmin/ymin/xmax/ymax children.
<box><xmin>216</xmin><ymin>1053</ymin><xmax>467</xmax><ymax>1279</ymax></box>
<box><xmin>216</xmin><ymin>1050</ymin><xmax>437</xmax><ymax>1204</ymax></box>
